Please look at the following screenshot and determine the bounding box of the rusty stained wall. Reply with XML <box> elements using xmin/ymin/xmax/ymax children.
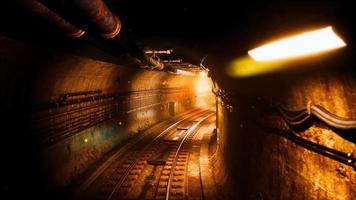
<box><xmin>212</xmin><ymin>70</ymin><xmax>356</xmax><ymax>200</ymax></box>
<box><xmin>0</xmin><ymin>36</ymin><xmax>212</xmax><ymax>191</ymax></box>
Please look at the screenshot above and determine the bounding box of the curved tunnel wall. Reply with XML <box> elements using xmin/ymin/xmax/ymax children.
<box><xmin>213</xmin><ymin>69</ymin><xmax>356</xmax><ymax>199</ymax></box>
<box><xmin>0</xmin><ymin>36</ymin><xmax>214</xmax><ymax>195</ymax></box>
<box><xmin>3</xmin><ymin>34</ymin><xmax>355</xmax><ymax>200</ymax></box>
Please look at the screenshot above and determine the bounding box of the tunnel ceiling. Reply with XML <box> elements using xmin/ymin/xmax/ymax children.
<box><xmin>1</xmin><ymin>1</ymin><xmax>355</xmax><ymax>93</ymax></box>
<box><xmin>1</xmin><ymin>1</ymin><xmax>354</xmax><ymax>67</ymax></box>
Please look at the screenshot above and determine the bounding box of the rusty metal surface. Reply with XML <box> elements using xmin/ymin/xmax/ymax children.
<box><xmin>73</xmin><ymin>0</ymin><xmax>121</xmax><ymax>38</ymax></box>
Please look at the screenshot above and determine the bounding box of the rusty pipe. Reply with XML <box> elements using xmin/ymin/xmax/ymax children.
<box><xmin>17</xmin><ymin>0</ymin><xmax>85</xmax><ymax>38</ymax></box>
<box><xmin>72</xmin><ymin>0</ymin><xmax>121</xmax><ymax>39</ymax></box>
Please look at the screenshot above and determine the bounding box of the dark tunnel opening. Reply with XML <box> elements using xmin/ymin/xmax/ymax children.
<box><xmin>1</xmin><ymin>1</ymin><xmax>355</xmax><ymax>200</ymax></box>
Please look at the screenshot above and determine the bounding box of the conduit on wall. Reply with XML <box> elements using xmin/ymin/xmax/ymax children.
<box><xmin>265</xmin><ymin>128</ymin><xmax>356</xmax><ymax>170</ymax></box>
<box><xmin>29</xmin><ymin>88</ymin><xmax>189</xmax><ymax>146</ymax></box>
<box><xmin>213</xmin><ymin>87</ymin><xmax>355</xmax><ymax>169</ymax></box>
<box><xmin>277</xmin><ymin>102</ymin><xmax>356</xmax><ymax>130</ymax></box>
<box><xmin>274</xmin><ymin>102</ymin><xmax>355</xmax><ymax>170</ymax></box>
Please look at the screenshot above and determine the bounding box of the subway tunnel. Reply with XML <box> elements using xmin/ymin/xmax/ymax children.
<box><xmin>0</xmin><ymin>1</ymin><xmax>355</xmax><ymax>200</ymax></box>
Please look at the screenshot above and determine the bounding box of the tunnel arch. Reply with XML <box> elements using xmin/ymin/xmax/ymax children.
<box><xmin>0</xmin><ymin>36</ymin><xmax>215</xmax><ymax>191</ymax></box>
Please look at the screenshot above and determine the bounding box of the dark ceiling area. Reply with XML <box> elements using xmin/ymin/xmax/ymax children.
<box><xmin>1</xmin><ymin>0</ymin><xmax>354</xmax><ymax>66</ymax></box>
<box><xmin>0</xmin><ymin>0</ymin><xmax>355</xmax><ymax>78</ymax></box>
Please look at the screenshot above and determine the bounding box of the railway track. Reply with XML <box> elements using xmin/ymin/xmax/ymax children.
<box><xmin>155</xmin><ymin>113</ymin><xmax>214</xmax><ymax>200</ymax></box>
<box><xmin>77</xmin><ymin>109</ymin><xmax>214</xmax><ymax>200</ymax></box>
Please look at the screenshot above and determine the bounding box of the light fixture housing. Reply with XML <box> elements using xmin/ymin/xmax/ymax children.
<box><xmin>248</xmin><ymin>26</ymin><xmax>346</xmax><ymax>61</ymax></box>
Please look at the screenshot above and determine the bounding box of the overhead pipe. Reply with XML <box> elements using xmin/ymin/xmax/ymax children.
<box><xmin>18</xmin><ymin>0</ymin><xmax>144</xmax><ymax>65</ymax></box>
<box><xmin>17</xmin><ymin>0</ymin><xmax>85</xmax><ymax>38</ymax></box>
<box><xmin>17</xmin><ymin>0</ymin><xmax>170</xmax><ymax>71</ymax></box>
<box><xmin>72</xmin><ymin>0</ymin><xmax>121</xmax><ymax>39</ymax></box>
<box><xmin>71</xmin><ymin>0</ymin><xmax>163</xmax><ymax>69</ymax></box>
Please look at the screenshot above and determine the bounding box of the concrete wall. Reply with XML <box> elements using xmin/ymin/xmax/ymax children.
<box><xmin>213</xmin><ymin>69</ymin><xmax>356</xmax><ymax>199</ymax></box>
<box><xmin>0</xmin><ymin>36</ymin><xmax>213</xmax><ymax>197</ymax></box>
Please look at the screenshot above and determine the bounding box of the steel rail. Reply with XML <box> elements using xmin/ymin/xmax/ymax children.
<box><xmin>165</xmin><ymin>113</ymin><xmax>215</xmax><ymax>200</ymax></box>
<box><xmin>73</xmin><ymin>109</ymin><xmax>200</xmax><ymax>198</ymax></box>
<box><xmin>107</xmin><ymin>110</ymin><xmax>210</xmax><ymax>200</ymax></box>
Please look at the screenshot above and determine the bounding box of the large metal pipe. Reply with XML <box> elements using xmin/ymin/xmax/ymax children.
<box><xmin>72</xmin><ymin>0</ymin><xmax>121</xmax><ymax>39</ymax></box>
<box><xmin>18</xmin><ymin>0</ymin><xmax>162</xmax><ymax>70</ymax></box>
<box><xmin>17</xmin><ymin>0</ymin><xmax>85</xmax><ymax>38</ymax></box>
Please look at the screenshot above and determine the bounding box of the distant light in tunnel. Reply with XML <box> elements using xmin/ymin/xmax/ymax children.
<box><xmin>194</xmin><ymin>75</ymin><xmax>215</xmax><ymax>108</ymax></box>
<box><xmin>84</xmin><ymin>138</ymin><xmax>88</xmax><ymax>143</ymax></box>
<box><xmin>248</xmin><ymin>26</ymin><xmax>346</xmax><ymax>61</ymax></box>
<box><xmin>199</xmin><ymin>71</ymin><xmax>208</xmax><ymax>77</ymax></box>
<box><xmin>175</xmin><ymin>69</ymin><xmax>196</xmax><ymax>76</ymax></box>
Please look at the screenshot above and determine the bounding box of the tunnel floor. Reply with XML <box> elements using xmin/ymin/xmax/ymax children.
<box><xmin>72</xmin><ymin>108</ymin><xmax>217</xmax><ymax>200</ymax></box>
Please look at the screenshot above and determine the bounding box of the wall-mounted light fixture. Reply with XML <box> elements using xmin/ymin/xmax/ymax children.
<box><xmin>248</xmin><ymin>26</ymin><xmax>346</xmax><ymax>61</ymax></box>
<box><xmin>227</xmin><ymin>26</ymin><xmax>347</xmax><ymax>77</ymax></box>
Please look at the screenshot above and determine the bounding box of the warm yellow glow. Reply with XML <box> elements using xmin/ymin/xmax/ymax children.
<box><xmin>175</xmin><ymin>69</ymin><xmax>195</xmax><ymax>76</ymax></box>
<box><xmin>248</xmin><ymin>26</ymin><xmax>346</xmax><ymax>61</ymax></box>
<box><xmin>227</xmin><ymin>26</ymin><xmax>347</xmax><ymax>77</ymax></box>
<box><xmin>227</xmin><ymin>56</ymin><xmax>287</xmax><ymax>77</ymax></box>
<box><xmin>194</xmin><ymin>76</ymin><xmax>215</xmax><ymax>108</ymax></box>
<box><xmin>199</xmin><ymin>71</ymin><xmax>208</xmax><ymax>77</ymax></box>
<box><xmin>84</xmin><ymin>138</ymin><xmax>88</xmax><ymax>143</ymax></box>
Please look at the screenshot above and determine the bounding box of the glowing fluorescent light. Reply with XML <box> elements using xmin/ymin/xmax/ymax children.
<box><xmin>248</xmin><ymin>26</ymin><xmax>346</xmax><ymax>61</ymax></box>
